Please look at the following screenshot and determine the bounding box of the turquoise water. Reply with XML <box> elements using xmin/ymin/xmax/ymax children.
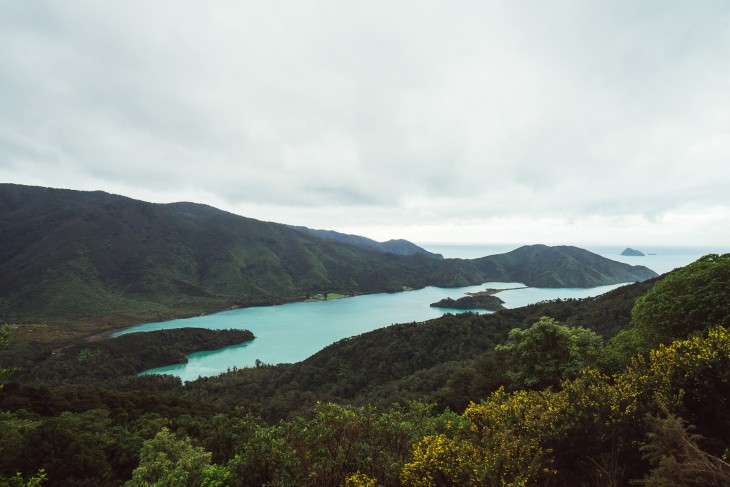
<box><xmin>118</xmin><ymin>243</ymin><xmax>728</xmax><ymax>381</ymax></box>
<box><xmin>115</xmin><ymin>280</ymin><xmax>626</xmax><ymax>381</ymax></box>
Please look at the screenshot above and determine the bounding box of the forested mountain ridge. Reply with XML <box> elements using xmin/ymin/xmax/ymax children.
<box><xmin>475</xmin><ymin>244</ymin><xmax>658</xmax><ymax>287</ymax></box>
<box><xmin>0</xmin><ymin>184</ymin><xmax>656</xmax><ymax>329</ymax></box>
<box><xmin>288</xmin><ymin>225</ymin><xmax>444</xmax><ymax>259</ymax></box>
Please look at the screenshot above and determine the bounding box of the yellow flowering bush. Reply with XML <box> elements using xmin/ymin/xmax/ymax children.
<box><xmin>344</xmin><ymin>471</ymin><xmax>378</xmax><ymax>487</ymax></box>
<box><xmin>403</xmin><ymin>388</ymin><xmax>560</xmax><ymax>486</ymax></box>
<box><xmin>402</xmin><ymin>328</ymin><xmax>730</xmax><ymax>486</ymax></box>
<box><xmin>401</xmin><ymin>434</ymin><xmax>485</xmax><ymax>486</ymax></box>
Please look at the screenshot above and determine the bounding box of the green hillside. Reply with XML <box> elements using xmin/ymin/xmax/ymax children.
<box><xmin>475</xmin><ymin>244</ymin><xmax>657</xmax><ymax>287</ymax></box>
<box><xmin>0</xmin><ymin>184</ymin><xmax>656</xmax><ymax>330</ymax></box>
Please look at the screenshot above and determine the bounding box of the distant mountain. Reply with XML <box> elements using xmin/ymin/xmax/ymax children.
<box><xmin>0</xmin><ymin>184</ymin><xmax>658</xmax><ymax>327</ymax></box>
<box><xmin>288</xmin><ymin>226</ymin><xmax>443</xmax><ymax>259</ymax></box>
<box><xmin>473</xmin><ymin>245</ymin><xmax>657</xmax><ymax>288</ymax></box>
<box><xmin>621</xmin><ymin>247</ymin><xmax>645</xmax><ymax>256</ymax></box>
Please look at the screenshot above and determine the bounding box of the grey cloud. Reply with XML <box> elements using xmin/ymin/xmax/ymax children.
<box><xmin>1</xmin><ymin>1</ymin><xmax>729</xmax><ymax>244</ymax></box>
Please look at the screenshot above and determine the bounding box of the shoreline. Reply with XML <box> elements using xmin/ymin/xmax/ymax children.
<box><xmin>97</xmin><ymin>285</ymin><xmax>514</xmax><ymax>341</ymax></box>
<box><xmin>466</xmin><ymin>286</ymin><xmax>529</xmax><ymax>297</ymax></box>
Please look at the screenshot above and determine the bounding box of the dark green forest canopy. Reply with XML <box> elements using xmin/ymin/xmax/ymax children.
<box><xmin>632</xmin><ymin>253</ymin><xmax>730</xmax><ymax>346</ymax></box>
<box><xmin>0</xmin><ymin>328</ymin><xmax>253</xmax><ymax>386</ymax></box>
<box><xmin>430</xmin><ymin>294</ymin><xmax>505</xmax><ymax>311</ymax></box>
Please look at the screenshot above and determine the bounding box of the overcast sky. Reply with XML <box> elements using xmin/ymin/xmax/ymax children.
<box><xmin>1</xmin><ymin>1</ymin><xmax>729</xmax><ymax>246</ymax></box>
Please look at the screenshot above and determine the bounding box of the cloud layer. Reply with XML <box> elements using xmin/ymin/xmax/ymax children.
<box><xmin>2</xmin><ymin>1</ymin><xmax>729</xmax><ymax>244</ymax></box>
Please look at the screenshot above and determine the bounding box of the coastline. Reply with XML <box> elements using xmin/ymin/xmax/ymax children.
<box><xmin>466</xmin><ymin>286</ymin><xmax>529</xmax><ymax>297</ymax></box>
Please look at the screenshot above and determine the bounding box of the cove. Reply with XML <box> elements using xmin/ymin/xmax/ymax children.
<box><xmin>114</xmin><ymin>281</ymin><xmax>628</xmax><ymax>382</ymax></box>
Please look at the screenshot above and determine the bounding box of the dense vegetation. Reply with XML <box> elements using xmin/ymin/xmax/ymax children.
<box><xmin>1</xmin><ymin>328</ymin><xmax>254</xmax><ymax>386</ymax></box>
<box><xmin>287</xmin><ymin>226</ymin><xmax>444</xmax><ymax>259</ymax></box>
<box><xmin>429</xmin><ymin>294</ymin><xmax>504</xmax><ymax>311</ymax></box>
<box><xmin>0</xmin><ymin>184</ymin><xmax>655</xmax><ymax>332</ymax></box>
<box><xmin>1</xmin><ymin>254</ymin><xmax>728</xmax><ymax>485</ymax></box>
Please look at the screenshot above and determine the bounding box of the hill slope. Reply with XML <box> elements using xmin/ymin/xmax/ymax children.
<box><xmin>474</xmin><ymin>244</ymin><xmax>657</xmax><ymax>287</ymax></box>
<box><xmin>0</xmin><ymin>184</ymin><xmax>657</xmax><ymax>327</ymax></box>
<box><xmin>288</xmin><ymin>226</ymin><xmax>443</xmax><ymax>259</ymax></box>
<box><xmin>187</xmin><ymin>277</ymin><xmax>659</xmax><ymax>419</ymax></box>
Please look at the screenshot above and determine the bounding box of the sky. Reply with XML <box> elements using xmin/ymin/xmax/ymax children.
<box><xmin>1</xmin><ymin>1</ymin><xmax>729</xmax><ymax>246</ymax></box>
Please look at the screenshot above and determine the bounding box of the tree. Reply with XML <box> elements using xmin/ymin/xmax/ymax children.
<box><xmin>0</xmin><ymin>325</ymin><xmax>12</xmax><ymax>391</ymax></box>
<box><xmin>632</xmin><ymin>253</ymin><xmax>730</xmax><ymax>347</ymax></box>
<box><xmin>496</xmin><ymin>316</ymin><xmax>603</xmax><ymax>390</ymax></box>
<box><xmin>0</xmin><ymin>469</ymin><xmax>47</xmax><ymax>487</ymax></box>
<box><xmin>599</xmin><ymin>328</ymin><xmax>646</xmax><ymax>375</ymax></box>
<box><xmin>641</xmin><ymin>406</ymin><xmax>730</xmax><ymax>487</ymax></box>
<box><xmin>125</xmin><ymin>428</ymin><xmax>213</xmax><ymax>487</ymax></box>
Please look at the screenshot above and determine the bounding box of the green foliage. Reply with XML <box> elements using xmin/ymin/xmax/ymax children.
<box><xmin>430</xmin><ymin>294</ymin><xmax>505</xmax><ymax>311</ymax></box>
<box><xmin>632</xmin><ymin>253</ymin><xmax>730</xmax><ymax>346</ymax></box>
<box><xmin>226</xmin><ymin>401</ymin><xmax>462</xmax><ymax>487</ymax></box>
<box><xmin>125</xmin><ymin>428</ymin><xmax>212</xmax><ymax>487</ymax></box>
<box><xmin>599</xmin><ymin>327</ymin><xmax>646</xmax><ymax>374</ymax></box>
<box><xmin>1</xmin><ymin>323</ymin><xmax>729</xmax><ymax>486</ymax></box>
<box><xmin>0</xmin><ymin>469</ymin><xmax>47</xmax><ymax>487</ymax></box>
<box><xmin>403</xmin><ymin>326</ymin><xmax>730</xmax><ymax>486</ymax></box>
<box><xmin>3</xmin><ymin>328</ymin><xmax>252</xmax><ymax>386</ymax></box>
<box><xmin>0</xmin><ymin>408</ymin><xmax>133</xmax><ymax>486</ymax></box>
<box><xmin>640</xmin><ymin>406</ymin><xmax>730</xmax><ymax>487</ymax></box>
<box><xmin>496</xmin><ymin>316</ymin><xmax>604</xmax><ymax>390</ymax></box>
<box><xmin>403</xmin><ymin>387</ymin><xmax>560</xmax><ymax>486</ymax></box>
<box><xmin>0</xmin><ymin>325</ymin><xmax>12</xmax><ymax>390</ymax></box>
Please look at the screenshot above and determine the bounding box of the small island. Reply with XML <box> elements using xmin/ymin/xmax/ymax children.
<box><xmin>430</xmin><ymin>286</ymin><xmax>528</xmax><ymax>311</ymax></box>
<box><xmin>430</xmin><ymin>294</ymin><xmax>505</xmax><ymax>311</ymax></box>
<box><xmin>621</xmin><ymin>247</ymin><xmax>645</xmax><ymax>256</ymax></box>
<box><xmin>431</xmin><ymin>288</ymin><xmax>511</xmax><ymax>311</ymax></box>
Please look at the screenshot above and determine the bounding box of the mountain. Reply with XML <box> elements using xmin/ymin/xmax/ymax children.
<box><xmin>621</xmin><ymin>247</ymin><xmax>645</xmax><ymax>256</ymax></box>
<box><xmin>0</xmin><ymin>184</ymin><xmax>657</xmax><ymax>327</ymax></box>
<box><xmin>474</xmin><ymin>244</ymin><xmax>657</xmax><ymax>287</ymax></box>
<box><xmin>288</xmin><ymin>226</ymin><xmax>443</xmax><ymax>259</ymax></box>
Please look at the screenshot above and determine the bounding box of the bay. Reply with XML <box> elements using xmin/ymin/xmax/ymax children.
<box><xmin>115</xmin><ymin>279</ymin><xmax>627</xmax><ymax>381</ymax></box>
<box><xmin>118</xmin><ymin>242</ymin><xmax>729</xmax><ymax>381</ymax></box>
